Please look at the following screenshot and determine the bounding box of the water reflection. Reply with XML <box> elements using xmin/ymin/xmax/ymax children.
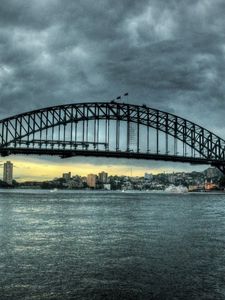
<box><xmin>0</xmin><ymin>191</ymin><xmax>225</xmax><ymax>299</ymax></box>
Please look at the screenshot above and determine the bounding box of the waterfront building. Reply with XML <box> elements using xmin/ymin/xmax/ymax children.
<box><xmin>81</xmin><ymin>176</ymin><xmax>87</xmax><ymax>183</ymax></box>
<box><xmin>87</xmin><ymin>174</ymin><xmax>97</xmax><ymax>188</ymax></box>
<box><xmin>62</xmin><ymin>172</ymin><xmax>71</xmax><ymax>181</ymax></box>
<box><xmin>67</xmin><ymin>180</ymin><xmax>83</xmax><ymax>189</ymax></box>
<box><xmin>204</xmin><ymin>180</ymin><xmax>219</xmax><ymax>191</ymax></box>
<box><xmin>188</xmin><ymin>184</ymin><xmax>204</xmax><ymax>192</ymax></box>
<box><xmin>103</xmin><ymin>184</ymin><xmax>111</xmax><ymax>190</ymax></box>
<box><xmin>3</xmin><ymin>161</ymin><xmax>13</xmax><ymax>185</ymax></box>
<box><xmin>168</xmin><ymin>174</ymin><xmax>176</xmax><ymax>184</ymax></box>
<box><xmin>98</xmin><ymin>171</ymin><xmax>108</xmax><ymax>183</ymax></box>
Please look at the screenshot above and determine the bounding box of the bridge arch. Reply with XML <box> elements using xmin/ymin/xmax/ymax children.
<box><xmin>0</xmin><ymin>102</ymin><xmax>225</xmax><ymax>174</ymax></box>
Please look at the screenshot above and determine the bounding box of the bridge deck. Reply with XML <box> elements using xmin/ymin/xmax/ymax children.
<box><xmin>1</xmin><ymin>147</ymin><xmax>225</xmax><ymax>167</ymax></box>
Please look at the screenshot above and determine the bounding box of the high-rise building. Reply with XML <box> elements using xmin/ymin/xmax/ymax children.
<box><xmin>62</xmin><ymin>172</ymin><xmax>71</xmax><ymax>181</ymax></box>
<box><xmin>168</xmin><ymin>174</ymin><xmax>176</xmax><ymax>184</ymax></box>
<box><xmin>98</xmin><ymin>171</ymin><xmax>108</xmax><ymax>183</ymax></box>
<box><xmin>3</xmin><ymin>161</ymin><xmax>13</xmax><ymax>185</ymax></box>
<box><xmin>87</xmin><ymin>174</ymin><xmax>97</xmax><ymax>188</ymax></box>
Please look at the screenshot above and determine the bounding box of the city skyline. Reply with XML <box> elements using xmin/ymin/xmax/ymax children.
<box><xmin>1</xmin><ymin>160</ymin><xmax>222</xmax><ymax>192</ymax></box>
<box><xmin>0</xmin><ymin>158</ymin><xmax>217</xmax><ymax>183</ymax></box>
<box><xmin>0</xmin><ymin>157</ymin><xmax>208</xmax><ymax>182</ymax></box>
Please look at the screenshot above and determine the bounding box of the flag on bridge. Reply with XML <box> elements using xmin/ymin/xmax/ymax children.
<box><xmin>124</xmin><ymin>92</ymin><xmax>128</xmax><ymax>96</ymax></box>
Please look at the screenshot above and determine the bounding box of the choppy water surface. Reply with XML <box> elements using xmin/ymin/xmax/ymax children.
<box><xmin>0</xmin><ymin>190</ymin><xmax>225</xmax><ymax>300</ymax></box>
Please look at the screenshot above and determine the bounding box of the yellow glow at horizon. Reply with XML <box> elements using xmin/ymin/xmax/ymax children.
<box><xmin>9</xmin><ymin>158</ymin><xmax>170</xmax><ymax>182</ymax></box>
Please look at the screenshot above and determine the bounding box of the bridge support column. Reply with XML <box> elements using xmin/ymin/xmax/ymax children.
<box><xmin>213</xmin><ymin>165</ymin><xmax>225</xmax><ymax>176</ymax></box>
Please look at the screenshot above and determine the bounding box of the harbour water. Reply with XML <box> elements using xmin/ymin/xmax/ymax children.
<box><xmin>0</xmin><ymin>190</ymin><xmax>225</xmax><ymax>299</ymax></box>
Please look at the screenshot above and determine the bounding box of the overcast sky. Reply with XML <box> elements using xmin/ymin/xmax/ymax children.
<box><xmin>1</xmin><ymin>0</ymin><xmax>225</xmax><ymax>178</ymax></box>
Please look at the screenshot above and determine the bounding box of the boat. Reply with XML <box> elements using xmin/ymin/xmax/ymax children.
<box><xmin>165</xmin><ymin>185</ymin><xmax>188</xmax><ymax>193</ymax></box>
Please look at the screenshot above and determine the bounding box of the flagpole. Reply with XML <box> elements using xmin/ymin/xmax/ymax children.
<box><xmin>123</xmin><ymin>92</ymin><xmax>129</xmax><ymax>104</ymax></box>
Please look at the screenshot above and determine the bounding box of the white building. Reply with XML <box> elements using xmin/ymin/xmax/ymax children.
<box><xmin>103</xmin><ymin>184</ymin><xmax>111</xmax><ymax>190</ymax></box>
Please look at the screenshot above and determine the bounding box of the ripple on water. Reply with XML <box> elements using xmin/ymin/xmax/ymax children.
<box><xmin>1</xmin><ymin>191</ymin><xmax>225</xmax><ymax>299</ymax></box>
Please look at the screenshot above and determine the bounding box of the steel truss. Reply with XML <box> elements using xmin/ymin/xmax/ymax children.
<box><xmin>0</xmin><ymin>102</ymin><xmax>225</xmax><ymax>174</ymax></box>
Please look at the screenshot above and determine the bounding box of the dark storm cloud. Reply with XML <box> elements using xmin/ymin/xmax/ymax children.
<box><xmin>1</xmin><ymin>0</ymin><xmax>225</xmax><ymax>169</ymax></box>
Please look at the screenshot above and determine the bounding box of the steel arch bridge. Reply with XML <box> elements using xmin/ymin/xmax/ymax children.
<box><xmin>0</xmin><ymin>101</ymin><xmax>225</xmax><ymax>175</ymax></box>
